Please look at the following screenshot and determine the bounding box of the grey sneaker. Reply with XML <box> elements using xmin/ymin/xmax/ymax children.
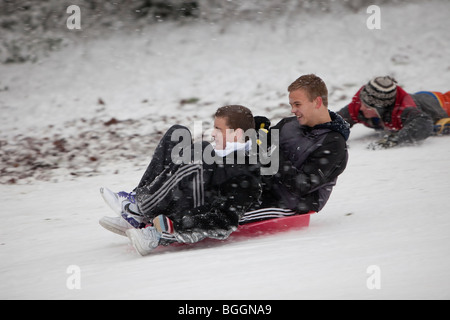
<box><xmin>126</xmin><ymin>226</ymin><xmax>162</xmax><ymax>256</ymax></box>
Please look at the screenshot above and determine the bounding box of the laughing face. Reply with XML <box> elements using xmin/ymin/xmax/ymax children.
<box><xmin>289</xmin><ymin>89</ymin><xmax>321</xmax><ymax>127</ymax></box>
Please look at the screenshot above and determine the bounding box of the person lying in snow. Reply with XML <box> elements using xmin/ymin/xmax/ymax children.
<box><xmin>100</xmin><ymin>105</ymin><xmax>262</xmax><ymax>255</ymax></box>
<box><xmin>337</xmin><ymin>76</ymin><xmax>450</xmax><ymax>149</ymax></box>
<box><xmin>247</xmin><ymin>74</ymin><xmax>350</xmax><ymax>216</ymax></box>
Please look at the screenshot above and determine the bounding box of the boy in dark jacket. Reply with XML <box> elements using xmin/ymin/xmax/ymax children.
<box><xmin>100</xmin><ymin>105</ymin><xmax>261</xmax><ymax>255</ymax></box>
<box><xmin>243</xmin><ymin>74</ymin><xmax>350</xmax><ymax>220</ymax></box>
<box><xmin>337</xmin><ymin>76</ymin><xmax>450</xmax><ymax>149</ymax></box>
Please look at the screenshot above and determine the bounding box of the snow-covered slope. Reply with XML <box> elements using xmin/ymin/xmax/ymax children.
<box><xmin>1</xmin><ymin>1</ymin><xmax>449</xmax><ymax>299</ymax></box>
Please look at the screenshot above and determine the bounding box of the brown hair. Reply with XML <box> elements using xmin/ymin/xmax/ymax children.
<box><xmin>215</xmin><ymin>105</ymin><xmax>255</xmax><ymax>132</ymax></box>
<box><xmin>287</xmin><ymin>74</ymin><xmax>328</xmax><ymax>107</ymax></box>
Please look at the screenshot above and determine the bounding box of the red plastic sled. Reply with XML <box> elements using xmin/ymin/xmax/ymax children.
<box><xmin>230</xmin><ymin>211</ymin><xmax>315</xmax><ymax>240</ymax></box>
<box><xmin>164</xmin><ymin>211</ymin><xmax>315</xmax><ymax>250</ymax></box>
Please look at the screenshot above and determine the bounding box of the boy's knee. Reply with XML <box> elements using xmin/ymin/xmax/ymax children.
<box><xmin>167</xmin><ymin>125</ymin><xmax>192</xmax><ymax>142</ymax></box>
<box><xmin>167</xmin><ymin>124</ymin><xmax>190</xmax><ymax>134</ymax></box>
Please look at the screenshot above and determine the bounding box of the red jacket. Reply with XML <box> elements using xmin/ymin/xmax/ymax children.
<box><xmin>347</xmin><ymin>85</ymin><xmax>418</xmax><ymax>130</ymax></box>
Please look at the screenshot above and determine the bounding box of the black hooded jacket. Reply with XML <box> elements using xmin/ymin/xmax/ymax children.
<box><xmin>261</xmin><ymin>111</ymin><xmax>350</xmax><ymax>213</ymax></box>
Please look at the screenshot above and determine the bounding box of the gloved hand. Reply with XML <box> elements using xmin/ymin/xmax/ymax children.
<box><xmin>254</xmin><ymin>116</ymin><xmax>271</xmax><ymax>131</ymax></box>
<box><xmin>368</xmin><ymin>132</ymin><xmax>399</xmax><ymax>150</ymax></box>
<box><xmin>254</xmin><ymin>116</ymin><xmax>271</xmax><ymax>149</ymax></box>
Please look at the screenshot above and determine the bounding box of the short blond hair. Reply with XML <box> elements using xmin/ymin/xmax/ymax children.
<box><xmin>288</xmin><ymin>74</ymin><xmax>328</xmax><ymax>107</ymax></box>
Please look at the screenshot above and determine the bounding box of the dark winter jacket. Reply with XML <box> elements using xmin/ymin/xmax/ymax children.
<box><xmin>337</xmin><ymin>86</ymin><xmax>446</xmax><ymax>144</ymax></box>
<box><xmin>135</xmin><ymin>124</ymin><xmax>261</xmax><ymax>243</ymax></box>
<box><xmin>260</xmin><ymin>111</ymin><xmax>349</xmax><ymax>213</ymax></box>
<box><xmin>171</xmin><ymin>147</ymin><xmax>261</xmax><ymax>236</ymax></box>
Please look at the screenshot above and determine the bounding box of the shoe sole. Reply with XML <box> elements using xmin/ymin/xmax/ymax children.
<box><xmin>99</xmin><ymin>218</ymin><xmax>127</xmax><ymax>237</ymax></box>
<box><xmin>100</xmin><ymin>187</ymin><xmax>122</xmax><ymax>216</ymax></box>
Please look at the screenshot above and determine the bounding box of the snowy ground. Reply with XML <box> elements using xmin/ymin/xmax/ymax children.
<box><xmin>1</xmin><ymin>1</ymin><xmax>450</xmax><ymax>300</ymax></box>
